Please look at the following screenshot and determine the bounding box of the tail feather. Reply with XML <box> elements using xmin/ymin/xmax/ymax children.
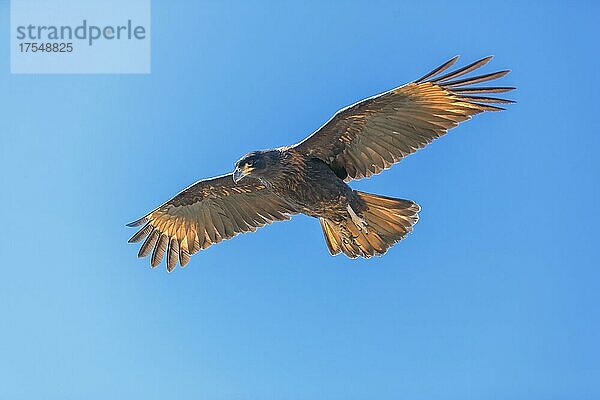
<box><xmin>319</xmin><ymin>217</ymin><xmax>341</xmax><ymax>255</ymax></box>
<box><xmin>320</xmin><ymin>191</ymin><xmax>420</xmax><ymax>259</ymax></box>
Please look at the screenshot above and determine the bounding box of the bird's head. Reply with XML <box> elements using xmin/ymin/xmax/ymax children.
<box><xmin>233</xmin><ymin>151</ymin><xmax>269</xmax><ymax>183</ymax></box>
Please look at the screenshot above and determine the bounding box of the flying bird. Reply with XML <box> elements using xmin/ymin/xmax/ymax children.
<box><xmin>128</xmin><ymin>55</ymin><xmax>514</xmax><ymax>271</ymax></box>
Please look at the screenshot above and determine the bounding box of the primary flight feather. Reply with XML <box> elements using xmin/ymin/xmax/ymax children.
<box><xmin>128</xmin><ymin>55</ymin><xmax>514</xmax><ymax>271</ymax></box>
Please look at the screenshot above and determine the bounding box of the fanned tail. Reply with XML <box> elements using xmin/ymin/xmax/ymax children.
<box><xmin>320</xmin><ymin>192</ymin><xmax>420</xmax><ymax>259</ymax></box>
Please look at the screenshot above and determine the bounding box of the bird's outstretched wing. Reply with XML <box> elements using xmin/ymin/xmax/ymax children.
<box><xmin>127</xmin><ymin>174</ymin><xmax>297</xmax><ymax>271</ymax></box>
<box><xmin>293</xmin><ymin>56</ymin><xmax>514</xmax><ymax>181</ymax></box>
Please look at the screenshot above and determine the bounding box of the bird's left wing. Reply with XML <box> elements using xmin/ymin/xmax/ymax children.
<box><xmin>293</xmin><ymin>56</ymin><xmax>514</xmax><ymax>181</ymax></box>
<box><xmin>127</xmin><ymin>174</ymin><xmax>297</xmax><ymax>271</ymax></box>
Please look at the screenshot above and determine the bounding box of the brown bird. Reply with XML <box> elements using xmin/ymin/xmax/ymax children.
<box><xmin>128</xmin><ymin>56</ymin><xmax>514</xmax><ymax>271</ymax></box>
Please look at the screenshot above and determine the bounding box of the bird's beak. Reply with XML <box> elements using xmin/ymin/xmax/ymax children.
<box><xmin>233</xmin><ymin>166</ymin><xmax>251</xmax><ymax>183</ymax></box>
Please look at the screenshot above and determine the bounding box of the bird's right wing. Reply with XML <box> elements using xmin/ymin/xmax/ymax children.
<box><xmin>293</xmin><ymin>56</ymin><xmax>514</xmax><ymax>181</ymax></box>
<box><xmin>127</xmin><ymin>174</ymin><xmax>297</xmax><ymax>271</ymax></box>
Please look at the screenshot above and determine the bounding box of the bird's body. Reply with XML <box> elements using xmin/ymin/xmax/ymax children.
<box><xmin>251</xmin><ymin>149</ymin><xmax>356</xmax><ymax>220</ymax></box>
<box><xmin>128</xmin><ymin>55</ymin><xmax>514</xmax><ymax>271</ymax></box>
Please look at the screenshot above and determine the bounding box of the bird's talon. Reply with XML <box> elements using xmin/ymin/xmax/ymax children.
<box><xmin>347</xmin><ymin>205</ymin><xmax>369</xmax><ymax>234</ymax></box>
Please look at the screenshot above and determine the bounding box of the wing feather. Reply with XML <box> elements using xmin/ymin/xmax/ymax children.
<box><xmin>128</xmin><ymin>174</ymin><xmax>297</xmax><ymax>271</ymax></box>
<box><xmin>293</xmin><ymin>56</ymin><xmax>514</xmax><ymax>181</ymax></box>
<box><xmin>166</xmin><ymin>237</ymin><xmax>179</xmax><ymax>272</ymax></box>
<box><xmin>128</xmin><ymin>222</ymin><xmax>153</xmax><ymax>243</ymax></box>
<box><xmin>151</xmin><ymin>234</ymin><xmax>168</xmax><ymax>268</ymax></box>
<box><xmin>138</xmin><ymin>229</ymin><xmax>159</xmax><ymax>258</ymax></box>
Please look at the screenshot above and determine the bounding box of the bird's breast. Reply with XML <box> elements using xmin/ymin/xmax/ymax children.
<box><xmin>266</xmin><ymin>159</ymin><xmax>352</xmax><ymax>219</ymax></box>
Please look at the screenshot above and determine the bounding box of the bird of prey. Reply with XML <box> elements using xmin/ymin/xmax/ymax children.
<box><xmin>128</xmin><ymin>55</ymin><xmax>514</xmax><ymax>271</ymax></box>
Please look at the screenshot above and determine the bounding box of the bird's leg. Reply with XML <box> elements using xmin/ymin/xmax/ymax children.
<box><xmin>347</xmin><ymin>204</ymin><xmax>369</xmax><ymax>234</ymax></box>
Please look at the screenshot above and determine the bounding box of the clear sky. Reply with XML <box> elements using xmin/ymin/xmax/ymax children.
<box><xmin>1</xmin><ymin>1</ymin><xmax>598</xmax><ymax>399</ymax></box>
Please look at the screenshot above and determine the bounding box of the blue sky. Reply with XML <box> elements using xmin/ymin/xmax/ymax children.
<box><xmin>1</xmin><ymin>1</ymin><xmax>599</xmax><ymax>399</ymax></box>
